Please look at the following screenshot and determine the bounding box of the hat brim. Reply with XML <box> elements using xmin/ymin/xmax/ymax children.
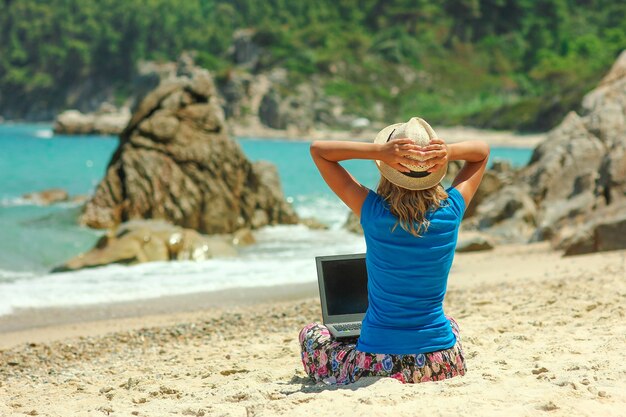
<box><xmin>373</xmin><ymin>122</ymin><xmax>447</xmax><ymax>191</ymax></box>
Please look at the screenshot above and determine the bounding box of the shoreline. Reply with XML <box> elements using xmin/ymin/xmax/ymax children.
<box><xmin>230</xmin><ymin>123</ymin><xmax>546</xmax><ymax>148</ymax></box>
<box><xmin>2</xmin><ymin>242</ymin><xmax>623</xmax><ymax>349</ymax></box>
<box><xmin>1</xmin><ymin>120</ymin><xmax>546</xmax><ymax>148</ymax></box>
<box><xmin>0</xmin><ymin>281</ymin><xmax>317</xmax><ymax>348</ymax></box>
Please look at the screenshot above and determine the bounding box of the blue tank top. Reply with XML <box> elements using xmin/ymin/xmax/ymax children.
<box><xmin>355</xmin><ymin>187</ymin><xmax>465</xmax><ymax>354</ymax></box>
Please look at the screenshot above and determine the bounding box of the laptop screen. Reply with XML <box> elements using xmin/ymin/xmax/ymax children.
<box><xmin>321</xmin><ymin>256</ymin><xmax>369</xmax><ymax>316</ymax></box>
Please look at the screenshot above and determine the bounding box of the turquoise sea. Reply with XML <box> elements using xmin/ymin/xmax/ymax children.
<box><xmin>0</xmin><ymin>124</ymin><xmax>532</xmax><ymax>315</ymax></box>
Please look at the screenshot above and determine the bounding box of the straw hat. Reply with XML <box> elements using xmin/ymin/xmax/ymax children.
<box><xmin>373</xmin><ymin>117</ymin><xmax>447</xmax><ymax>190</ymax></box>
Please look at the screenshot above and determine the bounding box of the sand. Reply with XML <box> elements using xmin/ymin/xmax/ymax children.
<box><xmin>1</xmin><ymin>242</ymin><xmax>625</xmax><ymax>416</ymax></box>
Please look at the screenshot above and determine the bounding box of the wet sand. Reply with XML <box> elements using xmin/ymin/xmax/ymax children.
<box><xmin>0</xmin><ymin>282</ymin><xmax>317</xmax><ymax>348</ymax></box>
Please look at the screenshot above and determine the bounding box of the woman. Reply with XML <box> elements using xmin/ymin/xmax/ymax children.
<box><xmin>299</xmin><ymin>117</ymin><xmax>489</xmax><ymax>385</ymax></box>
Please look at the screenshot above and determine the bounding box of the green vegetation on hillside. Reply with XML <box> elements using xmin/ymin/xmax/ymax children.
<box><xmin>1</xmin><ymin>0</ymin><xmax>624</xmax><ymax>130</ymax></box>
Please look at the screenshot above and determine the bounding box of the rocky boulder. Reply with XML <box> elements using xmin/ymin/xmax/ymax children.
<box><xmin>528</xmin><ymin>50</ymin><xmax>626</xmax><ymax>210</ymax></box>
<box><xmin>53</xmin><ymin>103</ymin><xmax>131</xmax><ymax>135</ymax></box>
<box><xmin>53</xmin><ymin>110</ymin><xmax>94</xmax><ymax>134</ymax></box>
<box><xmin>464</xmin><ymin>171</ymin><xmax>506</xmax><ymax>218</ymax></box>
<box><xmin>476</xmin><ymin>185</ymin><xmax>537</xmax><ymax>229</ymax></box>
<box><xmin>471</xmin><ymin>184</ymin><xmax>538</xmax><ymax>242</ymax></box>
<box><xmin>443</xmin><ymin>160</ymin><xmax>517</xmax><ymax>219</ymax></box>
<box><xmin>52</xmin><ymin>220</ymin><xmax>239</xmax><ymax>272</ymax></box>
<box><xmin>80</xmin><ymin>62</ymin><xmax>298</xmax><ymax>234</ymax></box>
<box><xmin>554</xmin><ymin>202</ymin><xmax>626</xmax><ymax>256</ymax></box>
<box><xmin>470</xmin><ymin>50</ymin><xmax>626</xmax><ymax>252</ymax></box>
<box><xmin>456</xmin><ymin>234</ymin><xmax>494</xmax><ymax>252</ymax></box>
<box><xmin>344</xmin><ymin>211</ymin><xmax>363</xmax><ymax>234</ymax></box>
<box><xmin>22</xmin><ymin>188</ymin><xmax>69</xmax><ymax>205</ymax></box>
<box><xmin>525</xmin><ymin>111</ymin><xmax>605</xmax><ymax>205</ymax></box>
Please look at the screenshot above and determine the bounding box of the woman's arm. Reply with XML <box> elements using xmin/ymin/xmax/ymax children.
<box><xmin>310</xmin><ymin>139</ymin><xmax>422</xmax><ymax>216</ymax></box>
<box><xmin>438</xmin><ymin>141</ymin><xmax>491</xmax><ymax>207</ymax></box>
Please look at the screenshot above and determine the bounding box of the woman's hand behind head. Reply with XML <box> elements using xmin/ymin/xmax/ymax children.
<box><xmin>380</xmin><ymin>138</ymin><xmax>449</xmax><ymax>174</ymax></box>
<box><xmin>417</xmin><ymin>139</ymin><xmax>449</xmax><ymax>173</ymax></box>
<box><xmin>379</xmin><ymin>139</ymin><xmax>424</xmax><ymax>173</ymax></box>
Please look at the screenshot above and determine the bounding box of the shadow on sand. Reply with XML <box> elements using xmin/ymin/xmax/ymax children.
<box><xmin>279</xmin><ymin>374</ymin><xmax>385</xmax><ymax>394</ymax></box>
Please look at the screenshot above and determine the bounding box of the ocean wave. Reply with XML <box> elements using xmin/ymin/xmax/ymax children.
<box><xmin>0</xmin><ymin>224</ymin><xmax>365</xmax><ymax>316</ymax></box>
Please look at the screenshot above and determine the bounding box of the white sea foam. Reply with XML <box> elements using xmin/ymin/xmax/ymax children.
<box><xmin>0</xmin><ymin>224</ymin><xmax>365</xmax><ymax>316</ymax></box>
<box><xmin>34</xmin><ymin>129</ymin><xmax>53</xmax><ymax>139</ymax></box>
<box><xmin>0</xmin><ymin>269</ymin><xmax>36</xmax><ymax>280</ymax></box>
<box><xmin>0</xmin><ymin>196</ymin><xmax>85</xmax><ymax>208</ymax></box>
<box><xmin>293</xmin><ymin>195</ymin><xmax>350</xmax><ymax>229</ymax></box>
<box><xmin>0</xmin><ymin>196</ymin><xmax>31</xmax><ymax>207</ymax></box>
<box><xmin>0</xmin><ymin>269</ymin><xmax>38</xmax><ymax>316</ymax></box>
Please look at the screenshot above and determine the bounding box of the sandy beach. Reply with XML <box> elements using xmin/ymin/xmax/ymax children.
<box><xmin>1</xmin><ymin>242</ymin><xmax>624</xmax><ymax>416</ymax></box>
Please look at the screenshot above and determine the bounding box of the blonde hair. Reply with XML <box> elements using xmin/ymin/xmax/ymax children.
<box><xmin>376</xmin><ymin>176</ymin><xmax>448</xmax><ymax>237</ymax></box>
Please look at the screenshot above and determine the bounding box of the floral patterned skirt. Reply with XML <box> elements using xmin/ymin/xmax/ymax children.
<box><xmin>298</xmin><ymin>317</ymin><xmax>466</xmax><ymax>385</ymax></box>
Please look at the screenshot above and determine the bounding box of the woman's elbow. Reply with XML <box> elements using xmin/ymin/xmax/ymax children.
<box><xmin>310</xmin><ymin>141</ymin><xmax>321</xmax><ymax>157</ymax></box>
<box><xmin>480</xmin><ymin>141</ymin><xmax>491</xmax><ymax>161</ymax></box>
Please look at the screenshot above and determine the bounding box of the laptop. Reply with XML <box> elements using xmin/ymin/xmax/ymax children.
<box><xmin>315</xmin><ymin>253</ymin><xmax>369</xmax><ymax>339</ymax></box>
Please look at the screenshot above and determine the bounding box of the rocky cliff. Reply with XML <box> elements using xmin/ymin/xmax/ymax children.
<box><xmin>472</xmin><ymin>50</ymin><xmax>626</xmax><ymax>254</ymax></box>
<box><xmin>80</xmin><ymin>63</ymin><xmax>298</xmax><ymax>234</ymax></box>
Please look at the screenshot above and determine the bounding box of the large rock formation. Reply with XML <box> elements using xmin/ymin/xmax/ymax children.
<box><xmin>473</xmin><ymin>50</ymin><xmax>626</xmax><ymax>253</ymax></box>
<box><xmin>80</xmin><ymin>63</ymin><xmax>298</xmax><ymax>234</ymax></box>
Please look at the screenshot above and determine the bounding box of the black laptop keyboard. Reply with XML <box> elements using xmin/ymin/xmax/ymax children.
<box><xmin>334</xmin><ymin>322</ymin><xmax>361</xmax><ymax>332</ymax></box>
